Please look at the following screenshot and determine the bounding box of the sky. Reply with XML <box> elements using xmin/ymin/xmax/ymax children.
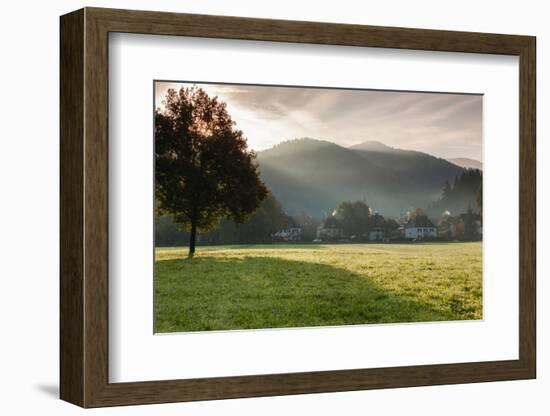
<box><xmin>155</xmin><ymin>81</ymin><xmax>482</xmax><ymax>161</ymax></box>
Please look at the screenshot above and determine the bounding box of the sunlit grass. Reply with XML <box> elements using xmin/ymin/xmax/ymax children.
<box><xmin>155</xmin><ymin>242</ymin><xmax>482</xmax><ymax>332</ymax></box>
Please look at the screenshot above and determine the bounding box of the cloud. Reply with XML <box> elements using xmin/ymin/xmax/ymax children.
<box><xmin>154</xmin><ymin>81</ymin><xmax>482</xmax><ymax>161</ymax></box>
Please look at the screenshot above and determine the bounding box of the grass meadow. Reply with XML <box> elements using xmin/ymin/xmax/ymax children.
<box><xmin>154</xmin><ymin>242</ymin><xmax>482</xmax><ymax>333</ymax></box>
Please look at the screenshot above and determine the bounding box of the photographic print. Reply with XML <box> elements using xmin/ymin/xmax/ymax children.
<box><xmin>154</xmin><ymin>81</ymin><xmax>483</xmax><ymax>333</ymax></box>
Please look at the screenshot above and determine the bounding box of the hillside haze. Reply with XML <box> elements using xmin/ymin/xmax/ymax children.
<box><xmin>256</xmin><ymin>138</ymin><xmax>465</xmax><ymax>218</ymax></box>
<box><xmin>446</xmin><ymin>157</ymin><xmax>483</xmax><ymax>170</ymax></box>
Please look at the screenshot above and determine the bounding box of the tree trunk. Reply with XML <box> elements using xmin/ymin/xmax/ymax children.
<box><xmin>188</xmin><ymin>219</ymin><xmax>197</xmax><ymax>258</ymax></box>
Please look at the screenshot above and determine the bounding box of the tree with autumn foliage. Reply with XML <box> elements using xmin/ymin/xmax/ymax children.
<box><xmin>155</xmin><ymin>86</ymin><xmax>268</xmax><ymax>258</ymax></box>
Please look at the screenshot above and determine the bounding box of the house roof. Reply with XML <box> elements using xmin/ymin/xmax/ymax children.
<box><xmin>405</xmin><ymin>215</ymin><xmax>435</xmax><ymax>229</ymax></box>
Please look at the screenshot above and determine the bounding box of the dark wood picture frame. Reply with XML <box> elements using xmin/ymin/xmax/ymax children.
<box><xmin>60</xmin><ymin>7</ymin><xmax>536</xmax><ymax>408</ymax></box>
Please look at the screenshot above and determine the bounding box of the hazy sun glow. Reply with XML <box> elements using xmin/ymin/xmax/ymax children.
<box><xmin>155</xmin><ymin>81</ymin><xmax>482</xmax><ymax>161</ymax></box>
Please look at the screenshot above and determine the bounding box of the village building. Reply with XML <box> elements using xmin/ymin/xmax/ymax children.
<box><xmin>368</xmin><ymin>227</ymin><xmax>385</xmax><ymax>241</ymax></box>
<box><xmin>292</xmin><ymin>212</ymin><xmax>320</xmax><ymax>241</ymax></box>
<box><xmin>404</xmin><ymin>215</ymin><xmax>437</xmax><ymax>239</ymax></box>
<box><xmin>437</xmin><ymin>215</ymin><xmax>460</xmax><ymax>239</ymax></box>
<box><xmin>368</xmin><ymin>213</ymin><xmax>386</xmax><ymax>241</ymax></box>
<box><xmin>389</xmin><ymin>226</ymin><xmax>405</xmax><ymax>240</ymax></box>
<box><xmin>437</xmin><ymin>213</ymin><xmax>482</xmax><ymax>240</ymax></box>
<box><xmin>316</xmin><ymin>216</ymin><xmax>344</xmax><ymax>240</ymax></box>
<box><xmin>272</xmin><ymin>216</ymin><xmax>302</xmax><ymax>242</ymax></box>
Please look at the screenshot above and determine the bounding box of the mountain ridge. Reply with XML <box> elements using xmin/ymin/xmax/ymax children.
<box><xmin>446</xmin><ymin>157</ymin><xmax>482</xmax><ymax>170</ymax></box>
<box><xmin>256</xmin><ymin>138</ymin><xmax>466</xmax><ymax>218</ymax></box>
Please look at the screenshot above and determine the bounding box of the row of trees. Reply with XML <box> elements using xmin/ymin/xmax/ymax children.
<box><xmin>332</xmin><ymin>201</ymin><xmax>399</xmax><ymax>238</ymax></box>
<box><xmin>157</xmin><ymin>193</ymin><xmax>296</xmax><ymax>246</ymax></box>
<box><xmin>429</xmin><ymin>169</ymin><xmax>482</xmax><ymax>217</ymax></box>
<box><xmin>438</xmin><ymin>206</ymin><xmax>482</xmax><ymax>241</ymax></box>
<box><xmin>156</xmin><ymin>199</ymin><xmax>397</xmax><ymax>246</ymax></box>
<box><xmin>201</xmin><ymin>194</ymin><xmax>289</xmax><ymax>244</ymax></box>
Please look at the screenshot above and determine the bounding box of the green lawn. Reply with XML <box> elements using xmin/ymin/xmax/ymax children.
<box><xmin>154</xmin><ymin>242</ymin><xmax>482</xmax><ymax>332</ymax></box>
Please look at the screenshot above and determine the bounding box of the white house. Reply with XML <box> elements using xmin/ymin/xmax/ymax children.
<box><xmin>404</xmin><ymin>215</ymin><xmax>437</xmax><ymax>239</ymax></box>
<box><xmin>368</xmin><ymin>227</ymin><xmax>385</xmax><ymax>241</ymax></box>
<box><xmin>272</xmin><ymin>216</ymin><xmax>302</xmax><ymax>242</ymax></box>
<box><xmin>316</xmin><ymin>216</ymin><xmax>344</xmax><ymax>240</ymax></box>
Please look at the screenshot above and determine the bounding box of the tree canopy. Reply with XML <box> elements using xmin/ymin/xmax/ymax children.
<box><xmin>428</xmin><ymin>169</ymin><xmax>482</xmax><ymax>217</ymax></box>
<box><xmin>333</xmin><ymin>201</ymin><xmax>371</xmax><ymax>236</ymax></box>
<box><xmin>155</xmin><ymin>86</ymin><xmax>268</xmax><ymax>257</ymax></box>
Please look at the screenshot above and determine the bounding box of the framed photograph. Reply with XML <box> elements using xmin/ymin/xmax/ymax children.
<box><xmin>60</xmin><ymin>7</ymin><xmax>536</xmax><ymax>408</ymax></box>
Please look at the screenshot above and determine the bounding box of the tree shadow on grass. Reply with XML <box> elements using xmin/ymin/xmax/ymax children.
<box><xmin>154</xmin><ymin>256</ymin><xmax>458</xmax><ymax>333</ymax></box>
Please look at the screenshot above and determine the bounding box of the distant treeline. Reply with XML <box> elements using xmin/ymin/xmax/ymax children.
<box><xmin>428</xmin><ymin>169</ymin><xmax>482</xmax><ymax>217</ymax></box>
<box><xmin>156</xmin><ymin>194</ymin><xmax>295</xmax><ymax>246</ymax></box>
<box><xmin>156</xmin><ymin>169</ymin><xmax>482</xmax><ymax>247</ymax></box>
